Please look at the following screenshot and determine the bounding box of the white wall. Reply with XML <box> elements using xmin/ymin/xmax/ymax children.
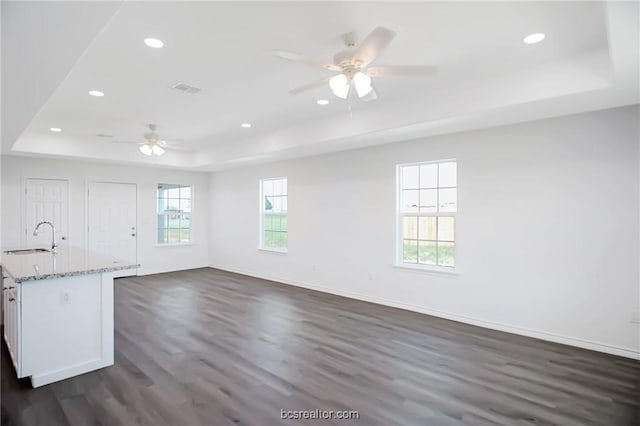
<box><xmin>209</xmin><ymin>106</ymin><xmax>640</xmax><ymax>359</ymax></box>
<box><xmin>1</xmin><ymin>156</ymin><xmax>209</xmax><ymax>275</ymax></box>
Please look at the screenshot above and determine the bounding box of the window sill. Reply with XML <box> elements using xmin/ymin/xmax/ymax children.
<box><xmin>258</xmin><ymin>247</ymin><xmax>288</xmax><ymax>254</ymax></box>
<box><xmin>393</xmin><ymin>263</ymin><xmax>459</xmax><ymax>276</ymax></box>
<box><xmin>155</xmin><ymin>242</ymin><xmax>195</xmax><ymax>248</ymax></box>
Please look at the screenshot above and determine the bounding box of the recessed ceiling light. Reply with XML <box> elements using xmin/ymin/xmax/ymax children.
<box><xmin>144</xmin><ymin>38</ymin><xmax>164</xmax><ymax>48</ymax></box>
<box><xmin>241</xmin><ymin>123</ymin><xmax>252</xmax><ymax>128</ymax></box>
<box><xmin>49</xmin><ymin>127</ymin><xmax>62</xmax><ymax>132</ymax></box>
<box><xmin>317</xmin><ymin>99</ymin><xmax>329</xmax><ymax>105</ymax></box>
<box><xmin>89</xmin><ymin>90</ymin><xmax>104</xmax><ymax>97</ymax></box>
<box><xmin>523</xmin><ymin>33</ymin><xmax>545</xmax><ymax>44</ymax></box>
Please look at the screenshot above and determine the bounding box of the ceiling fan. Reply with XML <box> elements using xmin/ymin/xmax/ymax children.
<box><xmin>109</xmin><ymin>124</ymin><xmax>179</xmax><ymax>156</ymax></box>
<box><xmin>272</xmin><ymin>26</ymin><xmax>437</xmax><ymax>101</ymax></box>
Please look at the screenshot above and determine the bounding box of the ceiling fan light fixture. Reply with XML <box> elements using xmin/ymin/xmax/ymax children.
<box><xmin>144</xmin><ymin>38</ymin><xmax>164</xmax><ymax>48</ymax></box>
<box><xmin>152</xmin><ymin>144</ymin><xmax>165</xmax><ymax>156</ymax></box>
<box><xmin>353</xmin><ymin>72</ymin><xmax>373</xmax><ymax>98</ymax></box>
<box><xmin>329</xmin><ymin>73</ymin><xmax>350</xmax><ymax>99</ymax></box>
<box><xmin>523</xmin><ymin>33</ymin><xmax>545</xmax><ymax>44</ymax></box>
<box><xmin>139</xmin><ymin>144</ymin><xmax>153</xmax><ymax>156</ymax></box>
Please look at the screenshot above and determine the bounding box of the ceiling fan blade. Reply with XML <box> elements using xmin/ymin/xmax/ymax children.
<box><xmin>157</xmin><ymin>140</ymin><xmax>190</xmax><ymax>151</ymax></box>
<box><xmin>366</xmin><ymin>65</ymin><xmax>438</xmax><ymax>78</ymax></box>
<box><xmin>351</xmin><ymin>26</ymin><xmax>396</xmax><ymax>68</ymax></box>
<box><xmin>271</xmin><ymin>50</ymin><xmax>342</xmax><ymax>72</ymax></box>
<box><xmin>361</xmin><ymin>86</ymin><xmax>378</xmax><ymax>103</ymax></box>
<box><xmin>288</xmin><ymin>77</ymin><xmax>332</xmax><ymax>95</ymax></box>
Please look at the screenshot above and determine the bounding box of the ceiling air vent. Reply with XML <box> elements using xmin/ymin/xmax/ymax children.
<box><xmin>169</xmin><ymin>82</ymin><xmax>202</xmax><ymax>95</ymax></box>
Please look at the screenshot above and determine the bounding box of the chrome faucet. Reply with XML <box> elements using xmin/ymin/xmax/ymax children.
<box><xmin>33</xmin><ymin>221</ymin><xmax>58</xmax><ymax>252</ymax></box>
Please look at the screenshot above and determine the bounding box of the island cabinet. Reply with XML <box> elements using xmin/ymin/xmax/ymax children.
<box><xmin>3</xmin><ymin>272</ymin><xmax>21</xmax><ymax>376</ymax></box>
<box><xmin>1</xmin><ymin>247</ymin><xmax>137</xmax><ymax>387</ymax></box>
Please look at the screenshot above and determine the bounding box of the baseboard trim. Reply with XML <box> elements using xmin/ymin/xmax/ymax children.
<box><xmin>209</xmin><ymin>264</ymin><xmax>640</xmax><ymax>360</ymax></box>
<box><xmin>137</xmin><ymin>263</ymin><xmax>209</xmax><ymax>276</ymax></box>
<box><xmin>29</xmin><ymin>358</ymin><xmax>112</xmax><ymax>388</ymax></box>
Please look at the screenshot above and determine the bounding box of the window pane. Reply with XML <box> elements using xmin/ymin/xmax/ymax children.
<box><xmin>264</xmin><ymin>231</ymin><xmax>287</xmax><ymax>249</ymax></box>
<box><xmin>282</xmin><ymin>179</ymin><xmax>288</xmax><ymax>195</ymax></box>
<box><xmin>167</xmin><ymin>228</ymin><xmax>180</xmax><ymax>244</ymax></box>
<box><xmin>157</xmin><ymin>229</ymin><xmax>167</xmax><ymax>244</ymax></box>
<box><xmin>403</xmin><ymin>217</ymin><xmax>418</xmax><ymax>239</ymax></box>
<box><xmin>264</xmin><ymin>214</ymin><xmax>276</xmax><ymax>231</ymax></box>
<box><xmin>180</xmin><ymin>199</ymin><xmax>191</xmax><ymax>213</ymax></box>
<box><xmin>281</xmin><ymin>196</ymin><xmax>288</xmax><ymax>212</ymax></box>
<box><xmin>273</xmin><ymin>179</ymin><xmax>282</xmax><ymax>196</ymax></box>
<box><xmin>419</xmin><ymin>189</ymin><xmax>437</xmax><ymax>213</ymax></box>
<box><xmin>418</xmin><ymin>217</ymin><xmax>437</xmax><ymax>240</ymax></box>
<box><xmin>403</xmin><ymin>240</ymin><xmax>418</xmax><ymax>263</ymax></box>
<box><xmin>438</xmin><ymin>217</ymin><xmax>455</xmax><ymax>242</ymax></box>
<box><xmin>276</xmin><ymin>232</ymin><xmax>288</xmax><ymax>249</ymax></box>
<box><xmin>167</xmin><ymin>187</ymin><xmax>180</xmax><ymax>198</ymax></box>
<box><xmin>402</xmin><ymin>166</ymin><xmax>419</xmax><ymax>189</ymax></box>
<box><xmin>420</xmin><ymin>164</ymin><xmax>438</xmax><ymax>188</ymax></box>
<box><xmin>180</xmin><ymin>214</ymin><xmax>191</xmax><ymax>229</ymax></box>
<box><xmin>157</xmin><ymin>214</ymin><xmax>168</xmax><ymax>229</ymax></box>
<box><xmin>167</xmin><ymin>214</ymin><xmax>180</xmax><ymax>228</ymax></box>
<box><xmin>263</xmin><ymin>180</ymin><xmax>274</xmax><ymax>196</ymax></box>
<box><xmin>439</xmin><ymin>188</ymin><xmax>457</xmax><ymax>212</ymax></box>
<box><xmin>165</xmin><ymin>198</ymin><xmax>180</xmax><ymax>212</ymax></box>
<box><xmin>402</xmin><ymin>190</ymin><xmax>419</xmax><ymax>213</ymax></box>
<box><xmin>272</xmin><ymin>196</ymin><xmax>282</xmax><ymax>212</ymax></box>
<box><xmin>264</xmin><ymin>196</ymin><xmax>274</xmax><ymax>211</ymax></box>
<box><xmin>158</xmin><ymin>197</ymin><xmax>167</xmax><ymax>211</ymax></box>
<box><xmin>180</xmin><ymin>186</ymin><xmax>191</xmax><ymax>199</ymax></box>
<box><xmin>439</xmin><ymin>162</ymin><xmax>457</xmax><ymax>188</ymax></box>
<box><xmin>418</xmin><ymin>241</ymin><xmax>437</xmax><ymax>265</ymax></box>
<box><xmin>281</xmin><ymin>215</ymin><xmax>288</xmax><ymax>232</ymax></box>
<box><xmin>180</xmin><ymin>229</ymin><xmax>191</xmax><ymax>243</ymax></box>
<box><xmin>438</xmin><ymin>242</ymin><xmax>455</xmax><ymax>267</ymax></box>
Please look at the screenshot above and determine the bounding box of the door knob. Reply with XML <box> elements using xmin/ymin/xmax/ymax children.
<box><xmin>131</xmin><ymin>233</ymin><xmax>136</xmax><ymax>237</ymax></box>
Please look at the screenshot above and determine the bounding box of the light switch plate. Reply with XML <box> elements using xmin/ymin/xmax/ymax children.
<box><xmin>60</xmin><ymin>289</ymin><xmax>72</xmax><ymax>305</ymax></box>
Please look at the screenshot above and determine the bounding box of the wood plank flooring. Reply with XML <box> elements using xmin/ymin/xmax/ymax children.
<box><xmin>2</xmin><ymin>267</ymin><xmax>639</xmax><ymax>425</ymax></box>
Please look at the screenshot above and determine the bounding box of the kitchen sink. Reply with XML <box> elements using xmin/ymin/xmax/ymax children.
<box><xmin>4</xmin><ymin>248</ymin><xmax>50</xmax><ymax>255</ymax></box>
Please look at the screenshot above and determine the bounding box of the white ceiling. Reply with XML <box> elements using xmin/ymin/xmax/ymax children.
<box><xmin>3</xmin><ymin>1</ymin><xmax>639</xmax><ymax>170</ymax></box>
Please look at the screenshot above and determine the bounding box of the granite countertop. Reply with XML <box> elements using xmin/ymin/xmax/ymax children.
<box><xmin>1</xmin><ymin>246</ymin><xmax>138</xmax><ymax>283</ymax></box>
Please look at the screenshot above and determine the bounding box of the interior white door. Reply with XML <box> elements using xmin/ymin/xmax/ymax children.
<box><xmin>24</xmin><ymin>179</ymin><xmax>69</xmax><ymax>250</ymax></box>
<box><xmin>88</xmin><ymin>182</ymin><xmax>137</xmax><ymax>270</ymax></box>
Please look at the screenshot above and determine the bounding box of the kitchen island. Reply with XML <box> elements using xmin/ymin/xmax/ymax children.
<box><xmin>1</xmin><ymin>246</ymin><xmax>137</xmax><ymax>387</ymax></box>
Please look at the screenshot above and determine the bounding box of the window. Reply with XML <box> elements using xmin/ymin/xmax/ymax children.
<box><xmin>398</xmin><ymin>160</ymin><xmax>456</xmax><ymax>269</ymax></box>
<box><xmin>157</xmin><ymin>183</ymin><xmax>192</xmax><ymax>244</ymax></box>
<box><xmin>260</xmin><ymin>177</ymin><xmax>287</xmax><ymax>251</ymax></box>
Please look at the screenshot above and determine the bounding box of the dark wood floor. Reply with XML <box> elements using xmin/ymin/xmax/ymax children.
<box><xmin>2</xmin><ymin>268</ymin><xmax>639</xmax><ymax>425</ymax></box>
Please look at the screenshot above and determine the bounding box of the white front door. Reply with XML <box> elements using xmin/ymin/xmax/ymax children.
<box><xmin>87</xmin><ymin>182</ymin><xmax>137</xmax><ymax>272</ymax></box>
<box><xmin>25</xmin><ymin>179</ymin><xmax>69</xmax><ymax>250</ymax></box>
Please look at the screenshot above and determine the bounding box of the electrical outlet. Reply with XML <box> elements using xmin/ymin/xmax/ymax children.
<box><xmin>60</xmin><ymin>290</ymin><xmax>72</xmax><ymax>305</ymax></box>
<box><xmin>631</xmin><ymin>311</ymin><xmax>640</xmax><ymax>324</ymax></box>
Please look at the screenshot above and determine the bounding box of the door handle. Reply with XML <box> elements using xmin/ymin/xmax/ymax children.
<box><xmin>61</xmin><ymin>236</ymin><xmax>67</xmax><ymax>240</ymax></box>
<box><xmin>131</xmin><ymin>233</ymin><xmax>136</xmax><ymax>237</ymax></box>
<box><xmin>8</xmin><ymin>297</ymin><xmax>15</xmax><ymax>302</ymax></box>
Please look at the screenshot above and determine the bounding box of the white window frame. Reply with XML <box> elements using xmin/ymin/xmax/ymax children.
<box><xmin>259</xmin><ymin>177</ymin><xmax>288</xmax><ymax>253</ymax></box>
<box><xmin>396</xmin><ymin>160</ymin><xmax>458</xmax><ymax>274</ymax></box>
<box><xmin>156</xmin><ymin>183</ymin><xmax>193</xmax><ymax>246</ymax></box>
